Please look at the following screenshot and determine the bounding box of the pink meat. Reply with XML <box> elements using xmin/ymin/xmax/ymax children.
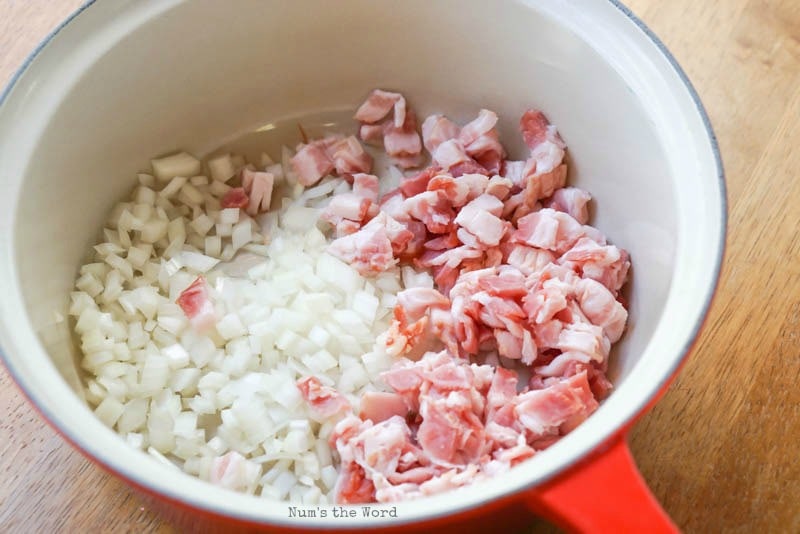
<box><xmin>360</xmin><ymin>122</ymin><xmax>386</xmax><ymax>146</ymax></box>
<box><xmin>448</xmin><ymin>159</ymin><xmax>489</xmax><ymax>178</ymax></box>
<box><xmin>354</xmin><ymin>89</ymin><xmax>406</xmax><ymax>127</ymax></box>
<box><xmin>331</xmin><ymin>136</ymin><xmax>373</xmax><ymax>176</ymax></box>
<box><xmin>296</xmin><ymin>376</ymin><xmax>351</xmax><ymax>420</ymax></box>
<box><xmin>455</xmin><ymin>173</ymin><xmax>490</xmax><ymax>200</ymax></box>
<box><xmin>453</xmin><ymin>194</ymin><xmax>507</xmax><ymax>247</ymax></box>
<box><xmin>242</xmin><ymin>169</ymin><xmax>274</xmax><ymax>216</ymax></box>
<box><xmin>545</xmin><ymin>187</ymin><xmax>592</xmax><ymax>225</ymax></box>
<box><xmin>210</xmin><ymin>451</ymin><xmax>255</xmax><ymax>491</ymax></box>
<box><xmin>220</xmin><ymin>187</ymin><xmax>249</xmax><ymax>209</ymax></box>
<box><xmin>352</xmin><ymin>173</ymin><xmax>380</xmax><ymax>203</ymax></box>
<box><xmin>326</xmin><ymin>216</ymin><xmax>396</xmax><ymax>275</ymax></box>
<box><xmin>403</xmin><ymin>190</ymin><xmax>455</xmax><ymax>234</ymax></box>
<box><xmin>574</xmin><ymin>278</ymin><xmax>628</xmax><ymax>342</ymax></box>
<box><xmin>417</xmin><ymin>398</ymin><xmax>485</xmax><ymax>466</ymax></box>
<box><xmin>514</xmin><ymin>371</ymin><xmax>598</xmax><ymax>438</ymax></box>
<box><xmin>485</xmin><ymin>175</ymin><xmax>513</xmax><ymax>200</ymax></box>
<box><xmin>513</xmin><ymin>208</ymin><xmax>588</xmax><ymax>254</ymax></box>
<box><xmin>335</xmin><ymin>461</ymin><xmax>376</xmax><ymax>504</ymax></box>
<box><xmin>458</xmin><ymin>109</ymin><xmax>498</xmax><ymax>148</ymax></box>
<box><xmin>421</xmin><ymin>114</ymin><xmax>460</xmax><ymax>153</ymax></box>
<box><xmin>291</xmin><ymin>143</ymin><xmax>334</xmax><ymax>186</ymax></box>
<box><xmin>176</xmin><ymin>276</ymin><xmax>216</xmax><ymax>331</ymax></box>
<box><xmin>359</xmin><ymin>392</ymin><xmax>409</xmax><ymax>423</ymax></box>
<box><xmin>328</xmin><ymin>193</ymin><xmax>372</xmax><ymax>224</ymax></box>
<box><xmin>384</xmin><ymin>110</ymin><xmax>422</xmax><ymax>159</ymax></box>
<box><xmin>506</xmin><ymin>245</ymin><xmax>556</xmax><ymax>275</ymax></box>
<box><xmin>432</xmin><ymin>139</ymin><xmax>470</xmax><ymax>170</ymax></box>
<box><xmin>519</xmin><ymin>109</ymin><xmax>564</xmax><ymax>151</ymax></box>
<box><xmin>427</xmin><ymin>174</ymin><xmax>471</xmax><ymax>207</ymax></box>
<box><xmin>400</xmin><ymin>166</ymin><xmax>440</xmax><ymax>198</ymax></box>
<box><xmin>502</xmin><ymin>160</ymin><xmax>527</xmax><ymax>188</ymax></box>
<box><xmin>396</xmin><ymin>287</ymin><xmax>450</xmax><ymax>321</ymax></box>
<box><xmin>522</xmin><ymin>162</ymin><xmax>568</xmax><ymax>204</ymax></box>
<box><xmin>559</xmin><ymin>237</ymin><xmax>630</xmax><ymax>293</ymax></box>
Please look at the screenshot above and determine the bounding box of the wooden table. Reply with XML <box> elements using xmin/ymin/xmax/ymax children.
<box><xmin>1</xmin><ymin>1</ymin><xmax>798</xmax><ymax>532</ymax></box>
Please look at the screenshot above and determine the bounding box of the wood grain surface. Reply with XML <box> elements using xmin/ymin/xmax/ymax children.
<box><xmin>1</xmin><ymin>1</ymin><xmax>798</xmax><ymax>533</ymax></box>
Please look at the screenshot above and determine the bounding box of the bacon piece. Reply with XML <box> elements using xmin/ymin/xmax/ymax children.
<box><xmin>327</xmin><ymin>216</ymin><xmax>396</xmax><ymax>275</ymax></box>
<box><xmin>514</xmin><ymin>371</ymin><xmax>598</xmax><ymax>438</ymax></box>
<box><xmin>432</xmin><ymin>139</ymin><xmax>470</xmax><ymax>170</ymax></box>
<box><xmin>291</xmin><ymin>143</ymin><xmax>334</xmax><ymax>186</ymax></box>
<box><xmin>209</xmin><ymin>451</ymin><xmax>258</xmax><ymax>491</ymax></box>
<box><xmin>427</xmin><ymin>174</ymin><xmax>471</xmax><ymax>207</ymax></box>
<box><xmin>512</xmin><ymin>208</ymin><xmax>588</xmax><ymax>254</ymax></box>
<box><xmin>545</xmin><ymin>187</ymin><xmax>592</xmax><ymax>225</ymax></box>
<box><xmin>485</xmin><ymin>175</ymin><xmax>513</xmax><ymax>200</ymax></box>
<box><xmin>220</xmin><ymin>187</ymin><xmax>249</xmax><ymax>209</ymax></box>
<box><xmin>176</xmin><ymin>276</ymin><xmax>215</xmax><ymax>331</ymax></box>
<box><xmin>354</xmin><ymin>89</ymin><xmax>406</xmax><ymax>127</ymax></box>
<box><xmin>458</xmin><ymin>109</ymin><xmax>498</xmax><ymax>147</ymax></box>
<box><xmin>454</xmin><ymin>194</ymin><xmax>507</xmax><ymax>247</ymax></box>
<box><xmin>331</xmin><ymin>136</ymin><xmax>373</xmax><ymax>175</ymax></box>
<box><xmin>360</xmin><ymin>122</ymin><xmax>386</xmax><ymax>146</ymax></box>
<box><xmin>448</xmin><ymin>159</ymin><xmax>489</xmax><ymax>178</ymax></box>
<box><xmin>400</xmin><ymin>166</ymin><xmax>440</xmax><ymax>198</ymax></box>
<box><xmin>296</xmin><ymin>376</ymin><xmax>351</xmax><ymax>420</ymax></box>
<box><xmin>421</xmin><ymin>114</ymin><xmax>460</xmax><ymax>153</ymax></box>
<box><xmin>336</xmin><ymin>461</ymin><xmax>376</xmax><ymax>504</ymax></box>
<box><xmin>502</xmin><ymin>160</ymin><xmax>527</xmax><ymax>188</ymax></box>
<box><xmin>359</xmin><ymin>391</ymin><xmax>409</xmax><ymax>423</ymax></box>
<box><xmin>403</xmin><ymin>191</ymin><xmax>455</xmax><ymax>234</ymax></box>
<box><xmin>520</xmin><ymin>109</ymin><xmax>563</xmax><ymax>150</ymax></box>
<box><xmin>384</xmin><ymin>110</ymin><xmax>422</xmax><ymax>159</ymax></box>
<box><xmin>574</xmin><ymin>278</ymin><xmax>628</xmax><ymax>342</ymax></box>
<box><xmin>352</xmin><ymin>173</ymin><xmax>380</xmax><ymax>203</ymax></box>
<box><xmin>242</xmin><ymin>169</ymin><xmax>274</xmax><ymax>216</ymax></box>
<box><xmin>321</xmin><ymin>193</ymin><xmax>371</xmax><ymax>225</ymax></box>
<box><xmin>559</xmin><ymin>237</ymin><xmax>630</xmax><ymax>293</ymax></box>
<box><xmin>522</xmin><ymin>162</ymin><xmax>568</xmax><ymax>204</ymax></box>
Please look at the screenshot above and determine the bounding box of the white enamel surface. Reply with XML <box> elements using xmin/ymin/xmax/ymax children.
<box><xmin>0</xmin><ymin>0</ymin><xmax>724</xmax><ymax>528</ymax></box>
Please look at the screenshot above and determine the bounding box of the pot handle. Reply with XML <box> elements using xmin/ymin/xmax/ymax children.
<box><xmin>526</xmin><ymin>435</ymin><xmax>679</xmax><ymax>533</ymax></box>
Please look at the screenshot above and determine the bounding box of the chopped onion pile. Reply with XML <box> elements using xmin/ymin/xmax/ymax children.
<box><xmin>71</xmin><ymin>149</ymin><xmax>403</xmax><ymax>503</ymax></box>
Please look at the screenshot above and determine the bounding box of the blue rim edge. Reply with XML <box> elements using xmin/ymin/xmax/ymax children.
<box><xmin>0</xmin><ymin>0</ymin><xmax>728</xmax><ymax>528</ymax></box>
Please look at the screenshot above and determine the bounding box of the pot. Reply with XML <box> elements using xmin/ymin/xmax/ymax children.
<box><xmin>0</xmin><ymin>1</ymin><xmax>725</xmax><ymax>532</ymax></box>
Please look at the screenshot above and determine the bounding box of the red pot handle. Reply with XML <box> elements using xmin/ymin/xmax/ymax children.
<box><xmin>526</xmin><ymin>435</ymin><xmax>679</xmax><ymax>533</ymax></box>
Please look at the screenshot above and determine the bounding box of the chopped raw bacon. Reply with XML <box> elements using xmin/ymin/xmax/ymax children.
<box><xmin>458</xmin><ymin>109</ymin><xmax>499</xmax><ymax>147</ymax></box>
<box><xmin>176</xmin><ymin>276</ymin><xmax>215</xmax><ymax>331</ymax></box>
<box><xmin>359</xmin><ymin>391</ymin><xmax>409</xmax><ymax>423</ymax></box>
<box><xmin>322</xmin><ymin>193</ymin><xmax>372</xmax><ymax>225</ymax></box>
<box><xmin>514</xmin><ymin>371</ymin><xmax>598</xmax><ymax>438</ymax></box>
<box><xmin>360</xmin><ymin>123</ymin><xmax>386</xmax><ymax>146</ymax></box>
<box><xmin>400</xmin><ymin>166</ymin><xmax>440</xmax><ymax>198</ymax></box>
<box><xmin>432</xmin><ymin>139</ymin><xmax>470</xmax><ymax>170</ymax></box>
<box><xmin>209</xmin><ymin>451</ymin><xmax>258</xmax><ymax>491</ymax></box>
<box><xmin>291</xmin><ymin>143</ymin><xmax>334</xmax><ymax>187</ymax></box>
<box><xmin>354</xmin><ymin>89</ymin><xmax>406</xmax><ymax>128</ymax></box>
<box><xmin>421</xmin><ymin>114</ymin><xmax>460</xmax><ymax>153</ymax></box>
<box><xmin>384</xmin><ymin>110</ymin><xmax>422</xmax><ymax>159</ymax></box>
<box><xmin>297</xmin><ymin>376</ymin><xmax>351</xmax><ymax>420</ymax></box>
<box><xmin>327</xmin><ymin>215</ymin><xmax>396</xmax><ymax>275</ymax></box>
<box><xmin>545</xmin><ymin>186</ymin><xmax>592</xmax><ymax>225</ymax></box>
<box><xmin>352</xmin><ymin>173</ymin><xmax>380</xmax><ymax>203</ymax></box>
<box><xmin>331</xmin><ymin>136</ymin><xmax>373</xmax><ymax>176</ymax></box>
<box><xmin>220</xmin><ymin>187</ymin><xmax>249</xmax><ymax>209</ymax></box>
<box><xmin>403</xmin><ymin>191</ymin><xmax>455</xmax><ymax>234</ymax></box>
<box><xmin>317</xmin><ymin>98</ymin><xmax>632</xmax><ymax>504</ymax></box>
<box><xmin>241</xmin><ymin>170</ymin><xmax>274</xmax><ymax>216</ymax></box>
<box><xmin>520</xmin><ymin>109</ymin><xmax>562</xmax><ymax>150</ymax></box>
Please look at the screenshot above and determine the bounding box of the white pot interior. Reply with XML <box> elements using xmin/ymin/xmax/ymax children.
<box><xmin>0</xmin><ymin>0</ymin><xmax>724</xmax><ymax>527</ymax></box>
